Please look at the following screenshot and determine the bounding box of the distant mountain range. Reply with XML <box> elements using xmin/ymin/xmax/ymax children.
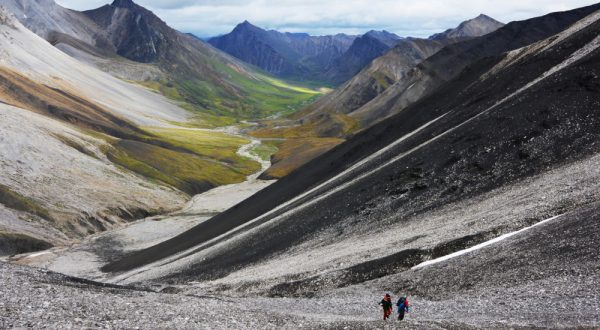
<box><xmin>250</xmin><ymin>15</ymin><xmax>505</xmax><ymax>177</ymax></box>
<box><xmin>209</xmin><ymin>15</ymin><xmax>504</xmax><ymax>85</ymax></box>
<box><xmin>208</xmin><ymin>21</ymin><xmax>357</xmax><ymax>83</ymax></box>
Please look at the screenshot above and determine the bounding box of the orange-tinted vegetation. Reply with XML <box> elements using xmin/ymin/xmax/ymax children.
<box><xmin>0</xmin><ymin>67</ymin><xmax>142</xmax><ymax>138</ymax></box>
<box><xmin>261</xmin><ymin>137</ymin><xmax>344</xmax><ymax>179</ymax></box>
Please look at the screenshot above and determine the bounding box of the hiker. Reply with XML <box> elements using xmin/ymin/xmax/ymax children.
<box><xmin>396</xmin><ymin>294</ymin><xmax>410</xmax><ymax>320</ymax></box>
<box><xmin>379</xmin><ymin>293</ymin><xmax>393</xmax><ymax>320</ymax></box>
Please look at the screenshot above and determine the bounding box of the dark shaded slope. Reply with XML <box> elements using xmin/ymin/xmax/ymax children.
<box><xmin>420</xmin><ymin>3</ymin><xmax>600</xmax><ymax>82</ymax></box>
<box><xmin>324</xmin><ymin>33</ymin><xmax>399</xmax><ymax>85</ymax></box>
<box><xmin>83</xmin><ymin>0</ymin><xmax>176</xmax><ymax>63</ymax></box>
<box><xmin>300</xmin><ymin>3</ymin><xmax>600</xmax><ymax>136</ymax></box>
<box><xmin>103</xmin><ymin>8</ymin><xmax>600</xmax><ymax>274</ymax></box>
<box><xmin>379</xmin><ymin>2</ymin><xmax>600</xmax><ymax>108</ymax></box>
<box><xmin>155</xmin><ymin>15</ymin><xmax>600</xmax><ymax>283</ymax></box>
<box><xmin>300</xmin><ymin>37</ymin><xmax>454</xmax><ymax>122</ymax></box>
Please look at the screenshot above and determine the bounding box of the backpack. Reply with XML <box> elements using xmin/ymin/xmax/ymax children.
<box><xmin>397</xmin><ymin>296</ymin><xmax>406</xmax><ymax>307</ymax></box>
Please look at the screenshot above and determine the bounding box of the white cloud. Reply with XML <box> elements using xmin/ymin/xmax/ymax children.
<box><xmin>55</xmin><ymin>0</ymin><xmax>600</xmax><ymax>37</ymax></box>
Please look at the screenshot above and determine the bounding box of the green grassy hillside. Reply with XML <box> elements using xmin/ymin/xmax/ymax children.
<box><xmin>138</xmin><ymin>70</ymin><xmax>322</xmax><ymax>127</ymax></box>
<box><xmin>105</xmin><ymin>128</ymin><xmax>261</xmax><ymax>195</ymax></box>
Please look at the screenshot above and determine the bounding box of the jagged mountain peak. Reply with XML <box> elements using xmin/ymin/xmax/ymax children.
<box><xmin>365</xmin><ymin>30</ymin><xmax>400</xmax><ymax>38</ymax></box>
<box><xmin>430</xmin><ymin>14</ymin><xmax>504</xmax><ymax>40</ymax></box>
<box><xmin>363</xmin><ymin>30</ymin><xmax>402</xmax><ymax>47</ymax></box>
<box><xmin>111</xmin><ymin>0</ymin><xmax>139</xmax><ymax>9</ymax></box>
<box><xmin>82</xmin><ymin>0</ymin><xmax>174</xmax><ymax>63</ymax></box>
<box><xmin>465</xmin><ymin>13</ymin><xmax>503</xmax><ymax>26</ymax></box>
<box><xmin>232</xmin><ymin>20</ymin><xmax>263</xmax><ymax>33</ymax></box>
<box><xmin>356</xmin><ymin>30</ymin><xmax>402</xmax><ymax>48</ymax></box>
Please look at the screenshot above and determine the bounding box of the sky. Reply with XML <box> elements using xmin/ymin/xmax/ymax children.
<box><xmin>55</xmin><ymin>0</ymin><xmax>600</xmax><ymax>38</ymax></box>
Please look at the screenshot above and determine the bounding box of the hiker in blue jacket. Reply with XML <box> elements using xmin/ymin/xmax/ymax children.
<box><xmin>396</xmin><ymin>294</ymin><xmax>409</xmax><ymax>320</ymax></box>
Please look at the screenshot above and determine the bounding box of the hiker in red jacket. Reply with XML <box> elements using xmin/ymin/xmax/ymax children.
<box><xmin>378</xmin><ymin>294</ymin><xmax>393</xmax><ymax>320</ymax></box>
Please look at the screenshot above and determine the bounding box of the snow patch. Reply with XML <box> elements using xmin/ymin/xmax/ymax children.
<box><xmin>412</xmin><ymin>215</ymin><xmax>563</xmax><ymax>269</ymax></box>
<box><xmin>23</xmin><ymin>250</ymin><xmax>53</xmax><ymax>259</ymax></box>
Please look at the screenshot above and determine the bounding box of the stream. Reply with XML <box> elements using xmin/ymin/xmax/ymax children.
<box><xmin>12</xmin><ymin>129</ymin><xmax>276</xmax><ymax>280</ymax></box>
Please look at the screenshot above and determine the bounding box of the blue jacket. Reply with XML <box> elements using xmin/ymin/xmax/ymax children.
<box><xmin>397</xmin><ymin>298</ymin><xmax>409</xmax><ymax>312</ymax></box>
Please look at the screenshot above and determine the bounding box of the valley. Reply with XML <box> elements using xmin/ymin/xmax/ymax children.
<box><xmin>9</xmin><ymin>130</ymin><xmax>276</xmax><ymax>281</ymax></box>
<box><xmin>0</xmin><ymin>0</ymin><xmax>322</xmax><ymax>250</ymax></box>
<box><xmin>0</xmin><ymin>0</ymin><xmax>599</xmax><ymax>328</ymax></box>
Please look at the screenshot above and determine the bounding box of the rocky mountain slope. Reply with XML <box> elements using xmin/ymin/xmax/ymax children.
<box><xmin>0</xmin><ymin>8</ymin><xmax>188</xmax><ymax>248</ymax></box>
<box><xmin>1</xmin><ymin>0</ymin><xmax>111</xmax><ymax>46</ymax></box>
<box><xmin>1</xmin><ymin>3</ymin><xmax>599</xmax><ymax>328</ymax></box>
<box><xmin>322</xmin><ymin>30</ymin><xmax>404</xmax><ymax>85</ymax></box>
<box><xmin>1</xmin><ymin>0</ymin><xmax>320</xmax><ymax>123</ymax></box>
<box><xmin>430</xmin><ymin>14</ymin><xmax>504</xmax><ymax>40</ymax></box>
<box><xmin>323</xmin><ymin>15</ymin><xmax>504</xmax><ymax>85</ymax></box>
<box><xmin>256</xmin><ymin>4</ymin><xmax>598</xmax><ymax>178</ymax></box>
<box><xmin>0</xmin><ymin>7</ymin><xmax>269</xmax><ymax>255</ymax></box>
<box><xmin>0</xmin><ymin>0</ymin><xmax>161</xmax><ymax>81</ymax></box>
<box><xmin>102</xmin><ymin>7</ymin><xmax>600</xmax><ymax>314</ymax></box>
<box><xmin>250</xmin><ymin>15</ymin><xmax>505</xmax><ymax>178</ymax></box>
<box><xmin>208</xmin><ymin>21</ymin><xmax>356</xmax><ymax>82</ymax></box>
<box><xmin>0</xmin><ymin>6</ymin><xmax>189</xmax><ymax>127</ymax></box>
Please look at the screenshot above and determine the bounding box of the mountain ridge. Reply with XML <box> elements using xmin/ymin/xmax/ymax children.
<box><xmin>208</xmin><ymin>20</ymin><xmax>356</xmax><ymax>82</ymax></box>
<box><xmin>284</xmin><ymin>5</ymin><xmax>597</xmax><ymax>142</ymax></box>
<box><xmin>430</xmin><ymin>14</ymin><xmax>504</xmax><ymax>40</ymax></box>
<box><xmin>2</xmin><ymin>0</ymin><xmax>321</xmax><ymax>122</ymax></box>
